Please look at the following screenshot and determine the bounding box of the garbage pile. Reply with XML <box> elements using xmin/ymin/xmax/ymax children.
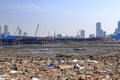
<box><xmin>0</xmin><ymin>53</ymin><xmax>120</xmax><ymax>80</ymax></box>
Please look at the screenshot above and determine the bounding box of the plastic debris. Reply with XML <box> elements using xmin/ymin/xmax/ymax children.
<box><xmin>9</xmin><ymin>70</ymin><xmax>17</xmax><ymax>74</ymax></box>
<box><xmin>32</xmin><ymin>78</ymin><xmax>39</xmax><ymax>80</ymax></box>
<box><xmin>46</xmin><ymin>64</ymin><xmax>54</xmax><ymax>68</ymax></box>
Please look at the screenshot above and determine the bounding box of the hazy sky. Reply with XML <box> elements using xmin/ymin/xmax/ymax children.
<box><xmin>0</xmin><ymin>0</ymin><xmax>120</xmax><ymax>37</ymax></box>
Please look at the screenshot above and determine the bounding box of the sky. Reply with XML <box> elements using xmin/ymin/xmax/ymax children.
<box><xmin>0</xmin><ymin>0</ymin><xmax>120</xmax><ymax>37</ymax></box>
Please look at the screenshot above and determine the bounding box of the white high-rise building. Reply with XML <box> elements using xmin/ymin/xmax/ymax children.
<box><xmin>18</xmin><ymin>28</ymin><xmax>22</xmax><ymax>36</ymax></box>
<box><xmin>4</xmin><ymin>25</ymin><xmax>9</xmax><ymax>35</ymax></box>
<box><xmin>80</xmin><ymin>29</ymin><xmax>85</xmax><ymax>38</ymax></box>
<box><xmin>96</xmin><ymin>22</ymin><xmax>106</xmax><ymax>37</ymax></box>
<box><xmin>96</xmin><ymin>22</ymin><xmax>101</xmax><ymax>37</ymax></box>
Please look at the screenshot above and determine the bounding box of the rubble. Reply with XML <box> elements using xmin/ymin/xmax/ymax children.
<box><xmin>0</xmin><ymin>53</ymin><xmax>119</xmax><ymax>80</ymax></box>
<box><xmin>0</xmin><ymin>43</ymin><xmax>120</xmax><ymax>79</ymax></box>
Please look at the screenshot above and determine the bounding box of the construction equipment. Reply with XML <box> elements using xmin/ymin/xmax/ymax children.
<box><xmin>14</xmin><ymin>26</ymin><xmax>20</xmax><ymax>36</ymax></box>
<box><xmin>76</xmin><ymin>29</ymin><xmax>81</xmax><ymax>38</ymax></box>
<box><xmin>54</xmin><ymin>29</ymin><xmax>56</xmax><ymax>38</ymax></box>
<box><xmin>35</xmin><ymin>24</ymin><xmax>39</xmax><ymax>37</ymax></box>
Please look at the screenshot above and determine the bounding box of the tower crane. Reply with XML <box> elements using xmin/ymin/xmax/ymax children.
<box><xmin>14</xmin><ymin>26</ymin><xmax>20</xmax><ymax>36</ymax></box>
<box><xmin>35</xmin><ymin>24</ymin><xmax>39</xmax><ymax>37</ymax></box>
<box><xmin>76</xmin><ymin>29</ymin><xmax>81</xmax><ymax>38</ymax></box>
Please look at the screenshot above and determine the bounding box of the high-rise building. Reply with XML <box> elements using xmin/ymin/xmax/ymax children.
<box><xmin>114</xmin><ymin>28</ymin><xmax>118</xmax><ymax>34</ymax></box>
<box><xmin>18</xmin><ymin>28</ymin><xmax>22</xmax><ymax>36</ymax></box>
<box><xmin>0</xmin><ymin>25</ymin><xmax>2</xmax><ymax>34</ymax></box>
<box><xmin>4</xmin><ymin>25</ymin><xmax>9</xmax><ymax>35</ymax></box>
<box><xmin>80</xmin><ymin>29</ymin><xmax>85</xmax><ymax>38</ymax></box>
<box><xmin>118</xmin><ymin>21</ymin><xmax>120</xmax><ymax>33</ymax></box>
<box><xmin>96</xmin><ymin>22</ymin><xmax>106</xmax><ymax>37</ymax></box>
<box><xmin>96</xmin><ymin>22</ymin><xmax>101</xmax><ymax>37</ymax></box>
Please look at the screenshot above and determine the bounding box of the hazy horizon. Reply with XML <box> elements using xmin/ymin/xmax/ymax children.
<box><xmin>0</xmin><ymin>0</ymin><xmax>120</xmax><ymax>37</ymax></box>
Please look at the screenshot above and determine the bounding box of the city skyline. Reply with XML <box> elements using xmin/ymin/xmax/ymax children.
<box><xmin>0</xmin><ymin>20</ymin><xmax>120</xmax><ymax>37</ymax></box>
<box><xmin>0</xmin><ymin>20</ymin><xmax>120</xmax><ymax>38</ymax></box>
<box><xmin>0</xmin><ymin>0</ymin><xmax>120</xmax><ymax>37</ymax></box>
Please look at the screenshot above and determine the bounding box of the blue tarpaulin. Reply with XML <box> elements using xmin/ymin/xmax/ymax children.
<box><xmin>112</xmin><ymin>33</ymin><xmax>120</xmax><ymax>39</ymax></box>
<box><xmin>2</xmin><ymin>36</ymin><xmax>17</xmax><ymax>41</ymax></box>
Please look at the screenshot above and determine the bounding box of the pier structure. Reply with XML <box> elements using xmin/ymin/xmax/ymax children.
<box><xmin>56</xmin><ymin>37</ymin><xmax>105</xmax><ymax>42</ymax></box>
<box><xmin>0</xmin><ymin>36</ymin><xmax>105</xmax><ymax>46</ymax></box>
<box><xmin>0</xmin><ymin>36</ymin><xmax>55</xmax><ymax>46</ymax></box>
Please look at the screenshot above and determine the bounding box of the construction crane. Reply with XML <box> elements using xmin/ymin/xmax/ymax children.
<box><xmin>14</xmin><ymin>26</ymin><xmax>20</xmax><ymax>36</ymax></box>
<box><xmin>54</xmin><ymin>29</ymin><xmax>56</xmax><ymax>38</ymax></box>
<box><xmin>35</xmin><ymin>24</ymin><xmax>39</xmax><ymax>37</ymax></box>
<box><xmin>76</xmin><ymin>29</ymin><xmax>81</xmax><ymax>38</ymax></box>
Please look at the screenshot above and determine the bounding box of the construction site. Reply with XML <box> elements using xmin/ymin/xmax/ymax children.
<box><xmin>0</xmin><ymin>24</ymin><xmax>109</xmax><ymax>47</ymax></box>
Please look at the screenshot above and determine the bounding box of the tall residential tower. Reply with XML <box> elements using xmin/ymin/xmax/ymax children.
<box><xmin>4</xmin><ymin>25</ymin><xmax>9</xmax><ymax>35</ymax></box>
<box><xmin>96</xmin><ymin>22</ymin><xmax>101</xmax><ymax>37</ymax></box>
<box><xmin>118</xmin><ymin>21</ymin><xmax>120</xmax><ymax>33</ymax></box>
<box><xmin>80</xmin><ymin>29</ymin><xmax>85</xmax><ymax>38</ymax></box>
<box><xmin>96</xmin><ymin>22</ymin><xmax>106</xmax><ymax>37</ymax></box>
